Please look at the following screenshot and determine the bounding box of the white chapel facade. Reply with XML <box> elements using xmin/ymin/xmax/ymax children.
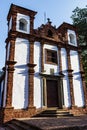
<box><xmin>0</xmin><ymin>4</ymin><xmax>87</xmax><ymax>122</ymax></box>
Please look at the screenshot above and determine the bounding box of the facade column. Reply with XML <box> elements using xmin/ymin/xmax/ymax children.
<box><xmin>5</xmin><ymin>61</ymin><xmax>16</xmax><ymax>107</ymax></box>
<box><xmin>42</xmin><ymin>78</ymin><xmax>47</xmax><ymax>107</ymax></box>
<box><xmin>27</xmin><ymin>38</ymin><xmax>36</xmax><ymax>107</ymax></box>
<box><xmin>11</xmin><ymin>12</ymin><xmax>17</xmax><ymax>31</ymax></box>
<box><xmin>78</xmin><ymin>50</ymin><xmax>87</xmax><ymax>107</ymax></box>
<box><xmin>40</xmin><ymin>40</ymin><xmax>44</xmax><ymax>72</ymax></box>
<box><xmin>5</xmin><ymin>39</ymin><xmax>16</xmax><ymax>108</ymax></box>
<box><xmin>57</xmin><ymin>45</ymin><xmax>64</xmax><ymax>108</ymax></box>
<box><xmin>66</xmin><ymin>49</ymin><xmax>74</xmax><ymax>108</ymax></box>
<box><xmin>30</xmin><ymin>16</ymin><xmax>35</xmax><ymax>34</ymax></box>
<box><xmin>58</xmin><ymin>45</ymin><xmax>62</xmax><ymax>74</ymax></box>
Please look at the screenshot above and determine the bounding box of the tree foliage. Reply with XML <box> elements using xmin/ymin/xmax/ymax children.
<box><xmin>71</xmin><ymin>6</ymin><xmax>87</xmax><ymax>85</ymax></box>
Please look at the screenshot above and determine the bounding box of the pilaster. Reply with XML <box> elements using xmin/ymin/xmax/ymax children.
<box><xmin>42</xmin><ymin>78</ymin><xmax>47</xmax><ymax>107</ymax></box>
<box><xmin>57</xmin><ymin>45</ymin><xmax>65</xmax><ymax>108</ymax></box>
<box><xmin>78</xmin><ymin>50</ymin><xmax>87</xmax><ymax>107</ymax></box>
<box><xmin>66</xmin><ymin>49</ymin><xmax>74</xmax><ymax>108</ymax></box>
<box><xmin>41</xmin><ymin>40</ymin><xmax>44</xmax><ymax>72</ymax></box>
<box><xmin>5</xmin><ymin>38</ymin><xmax>16</xmax><ymax>108</ymax></box>
<box><xmin>12</xmin><ymin>12</ymin><xmax>17</xmax><ymax>31</ymax></box>
<box><xmin>30</xmin><ymin>16</ymin><xmax>35</xmax><ymax>34</ymax></box>
<box><xmin>27</xmin><ymin>38</ymin><xmax>36</xmax><ymax>107</ymax></box>
<box><xmin>57</xmin><ymin>45</ymin><xmax>62</xmax><ymax>74</ymax></box>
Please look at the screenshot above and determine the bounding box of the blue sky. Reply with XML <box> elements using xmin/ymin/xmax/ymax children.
<box><xmin>0</xmin><ymin>0</ymin><xmax>87</xmax><ymax>69</ymax></box>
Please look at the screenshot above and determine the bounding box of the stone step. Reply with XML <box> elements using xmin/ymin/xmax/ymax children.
<box><xmin>3</xmin><ymin>119</ymin><xmax>39</xmax><ymax>130</ymax></box>
<box><xmin>38</xmin><ymin>113</ymin><xmax>73</xmax><ymax>117</ymax></box>
<box><xmin>4</xmin><ymin>123</ymin><xmax>17</xmax><ymax>130</ymax></box>
<box><xmin>4</xmin><ymin>128</ymin><xmax>10</xmax><ymax>130</ymax></box>
<box><xmin>34</xmin><ymin>109</ymin><xmax>73</xmax><ymax>118</ymax></box>
<box><xmin>11</xmin><ymin>119</ymin><xmax>35</xmax><ymax>130</ymax></box>
<box><xmin>42</xmin><ymin>110</ymin><xmax>70</xmax><ymax>114</ymax></box>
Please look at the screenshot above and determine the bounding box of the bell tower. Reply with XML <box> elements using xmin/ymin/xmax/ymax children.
<box><xmin>7</xmin><ymin>4</ymin><xmax>37</xmax><ymax>34</ymax></box>
<box><xmin>3</xmin><ymin>4</ymin><xmax>37</xmax><ymax>122</ymax></box>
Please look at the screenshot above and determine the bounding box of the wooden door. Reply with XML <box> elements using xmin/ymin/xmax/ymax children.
<box><xmin>46</xmin><ymin>80</ymin><xmax>59</xmax><ymax>107</ymax></box>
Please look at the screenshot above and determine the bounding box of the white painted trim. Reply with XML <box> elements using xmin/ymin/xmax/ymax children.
<box><xmin>8</xmin><ymin>17</ymin><xmax>12</xmax><ymax>31</ymax></box>
<box><xmin>7</xmin><ymin>42</ymin><xmax>10</xmax><ymax>61</ymax></box>
<box><xmin>67</xmin><ymin>29</ymin><xmax>77</xmax><ymax>46</ymax></box>
<box><xmin>43</xmin><ymin>44</ymin><xmax>59</xmax><ymax>75</ymax></box>
<box><xmin>34</xmin><ymin>42</ymin><xmax>42</xmax><ymax>108</ymax></box>
<box><xmin>3</xmin><ymin>68</ymin><xmax>8</xmax><ymax>107</ymax></box>
<box><xmin>16</xmin><ymin>13</ymin><xmax>30</xmax><ymax>34</ymax></box>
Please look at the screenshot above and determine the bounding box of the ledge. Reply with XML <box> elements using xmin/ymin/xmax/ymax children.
<box><xmin>39</xmin><ymin>72</ymin><xmax>62</xmax><ymax>79</ymax></box>
<box><xmin>27</xmin><ymin>63</ymin><xmax>36</xmax><ymax>68</ymax></box>
<box><xmin>6</xmin><ymin>60</ymin><xmax>17</xmax><ymax>65</ymax></box>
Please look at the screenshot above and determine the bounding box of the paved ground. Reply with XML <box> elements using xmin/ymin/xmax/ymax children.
<box><xmin>0</xmin><ymin>127</ymin><xmax>5</xmax><ymax>130</ymax></box>
<box><xmin>21</xmin><ymin>115</ymin><xmax>87</xmax><ymax>130</ymax></box>
<box><xmin>0</xmin><ymin>115</ymin><xmax>87</xmax><ymax>130</ymax></box>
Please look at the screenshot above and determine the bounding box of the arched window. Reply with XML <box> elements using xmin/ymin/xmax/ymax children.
<box><xmin>47</xmin><ymin>29</ymin><xmax>53</xmax><ymax>37</ymax></box>
<box><xmin>19</xmin><ymin>18</ymin><xmax>28</xmax><ymax>31</ymax></box>
<box><xmin>69</xmin><ymin>34</ymin><xmax>75</xmax><ymax>44</ymax></box>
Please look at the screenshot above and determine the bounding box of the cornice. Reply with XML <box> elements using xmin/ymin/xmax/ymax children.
<box><xmin>65</xmin><ymin>44</ymin><xmax>79</xmax><ymax>51</ymax></box>
<box><xmin>7</xmin><ymin>4</ymin><xmax>37</xmax><ymax>21</ymax></box>
<box><xmin>27</xmin><ymin>63</ymin><xmax>36</xmax><ymax>68</ymax></box>
<box><xmin>6</xmin><ymin>30</ymin><xmax>79</xmax><ymax>52</ymax></box>
<box><xmin>6</xmin><ymin>60</ymin><xmax>17</xmax><ymax>65</ymax></box>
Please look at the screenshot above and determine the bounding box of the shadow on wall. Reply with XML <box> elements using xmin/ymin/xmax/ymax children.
<box><xmin>13</xmin><ymin>39</ymin><xmax>29</xmax><ymax>108</ymax></box>
<box><xmin>73</xmin><ymin>72</ymin><xmax>81</xmax><ymax>81</ymax></box>
<box><xmin>0</xmin><ymin>108</ymin><xmax>4</xmax><ymax>125</ymax></box>
<box><xmin>14</xmin><ymin>65</ymin><xmax>29</xmax><ymax>108</ymax></box>
<box><xmin>0</xmin><ymin>71</ymin><xmax>5</xmax><ymax>124</ymax></box>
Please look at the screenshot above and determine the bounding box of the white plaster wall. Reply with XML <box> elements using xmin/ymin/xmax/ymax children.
<box><xmin>8</xmin><ymin>17</ymin><xmax>12</xmax><ymax>31</ymax></box>
<box><xmin>0</xmin><ymin>80</ymin><xmax>4</xmax><ymax>107</ymax></box>
<box><xmin>44</xmin><ymin>44</ymin><xmax>59</xmax><ymax>75</ymax></box>
<box><xmin>34</xmin><ymin>42</ymin><xmax>42</xmax><ymax>108</ymax></box>
<box><xmin>61</xmin><ymin>48</ymin><xmax>71</xmax><ymax>107</ymax></box>
<box><xmin>3</xmin><ymin>68</ymin><xmax>8</xmax><ymax>107</ymax></box>
<box><xmin>16</xmin><ymin>13</ymin><xmax>30</xmax><ymax>34</ymax></box>
<box><xmin>67</xmin><ymin>29</ymin><xmax>77</xmax><ymax>46</ymax></box>
<box><xmin>70</xmin><ymin>50</ymin><xmax>85</xmax><ymax>107</ymax></box>
<box><xmin>3</xmin><ymin>43</ymin><xmax>10</xmax><ymax>107</ymax></box>
<box><xmin>6</xmin><ymin>42</ymin><xmax>10</xmax><ymax>61</ymax></box>
<box><xmin>12</xmin><ymin>38</ymin><xmax>29</xmax><ymax>109</ymax></box>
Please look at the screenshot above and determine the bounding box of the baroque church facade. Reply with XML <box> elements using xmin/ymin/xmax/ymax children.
<box><xmin>0</xmin><ymin>4</ymin><xmax>87</xmax><ymax>122</ymax></box>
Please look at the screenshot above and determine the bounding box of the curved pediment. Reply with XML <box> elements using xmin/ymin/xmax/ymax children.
<box><xmin>34</xmin><ymin>19</ymin><xmax>59</xmax><ymax>41</ymax></box>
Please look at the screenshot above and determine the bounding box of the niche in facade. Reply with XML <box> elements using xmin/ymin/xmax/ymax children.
<box><xmin>19</xmin><ymin>18</ymin><xmax>28</xmax><ymax>31</ymax></box>
<box><xmin>47</xmin><ymin>29</ymin><xmax>53</xmax><ymax>37</ymax></box>
<box><xmin>69</xmin><ymin>34</ymin><xmax>75</xmax><ymax>45</ymax></box>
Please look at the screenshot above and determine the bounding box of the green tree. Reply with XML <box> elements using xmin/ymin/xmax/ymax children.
<box><xmin>71</xmin><ymin>6</ymin><xmax>87</xmax><ymax>85</ymax></box>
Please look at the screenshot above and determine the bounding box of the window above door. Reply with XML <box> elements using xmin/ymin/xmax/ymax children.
<box><xmin>45</xmin><ymin>49</ymin><xmax>58</xmax><ymax>65</ymax></box>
